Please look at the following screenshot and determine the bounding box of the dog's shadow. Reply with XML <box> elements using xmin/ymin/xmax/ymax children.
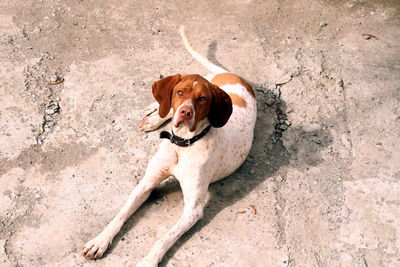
<box><xmin>105</xmin><ymin>42</ymin><xmax>332</xmax><ymax>264</ymax></box>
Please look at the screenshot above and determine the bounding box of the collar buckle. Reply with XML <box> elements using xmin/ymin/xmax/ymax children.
<box><xmin>185</xmin><ymin>139</ymin><xmax>191</xmax><ymax>146</ymax></box>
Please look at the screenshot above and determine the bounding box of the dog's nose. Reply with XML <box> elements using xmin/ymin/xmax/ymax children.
<box><xmin>179</xmin><ymin>106</ymin><xmax>193</xmax><ymax>120</ymax></box>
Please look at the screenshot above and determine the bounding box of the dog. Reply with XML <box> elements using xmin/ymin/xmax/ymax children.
<box><xmin>81</xmin><ymin>26</ymin><xmax>257</xmax><ymax>267</ymax></box>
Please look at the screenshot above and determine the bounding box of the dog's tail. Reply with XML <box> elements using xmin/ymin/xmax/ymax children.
<box><xmin>179</xmin><ymin>25</ymin><xmax>227</xmax><ymax>74</ymax></box>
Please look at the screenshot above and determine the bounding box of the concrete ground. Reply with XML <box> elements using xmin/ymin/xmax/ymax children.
<box><xmin>1</xmin><ymin>0</ymin><xmax>399</xmax><ymax>266</ymax></box>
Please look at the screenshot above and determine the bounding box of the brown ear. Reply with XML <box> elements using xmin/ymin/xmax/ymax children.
<box><xmin>152</xmin><ymin>74</ymin><xmax>181</xmax><ymax>118</ymax></box>
<box><xmin>208</xmin><ymin>83</ymin><xmax>232</xmax><ymax>127</ymax></box>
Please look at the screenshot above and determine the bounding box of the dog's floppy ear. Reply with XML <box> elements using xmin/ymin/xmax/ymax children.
<box><xmin>152</xmin><ymin>74</ymin><xmax>181</xmax><ymax>118</ymax></box>
<box><xmin>207</xmin><ymin>83</ymin><xmax>232</xmax><ymax>127</ymax></box>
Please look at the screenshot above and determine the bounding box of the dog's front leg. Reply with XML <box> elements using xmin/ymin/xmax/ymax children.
<box><xmin>82</xmin><ymin>143</ymin><xmax>177</xmax><ymax>260</ymax></box>
<box><xmin>136</xmin><ymin>175</ymin><xmax>209</xmax><ymax>267</ymax></box>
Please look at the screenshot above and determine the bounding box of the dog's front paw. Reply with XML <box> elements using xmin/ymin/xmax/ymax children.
<box><xmin>139</xmin><ymin>116</ymin><xmax>160</xmax><ymax>132</ymax></box>
<box><xmin>81</xmin><ymin>234</ymin><xmax>112</xmax><ymax>260</ymax></box>
<box><xmin>136</xmin><ymin>256</ymin><xmax>158</xmax><ymax>267</ymax></box>
<box><xmin>139</xmin><ymin>102</ymin><xmax>166</xmax><ymax>132</ymax></box>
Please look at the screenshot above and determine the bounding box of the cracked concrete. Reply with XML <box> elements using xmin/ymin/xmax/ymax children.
<box><xmin>1</xmin><ymin>0</ymin><xmax>400</xmax><ymax>266</ymax></box>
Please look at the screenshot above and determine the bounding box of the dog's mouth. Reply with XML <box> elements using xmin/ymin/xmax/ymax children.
<box><xmin>173</xmin><ymin>117</ymin><xmax>196</xmax><ymax>132</ymax></box>
<box><xmin>174</xmin><ymin>120</ymin><xmax>194</xmax><ymax>130</ymax></box>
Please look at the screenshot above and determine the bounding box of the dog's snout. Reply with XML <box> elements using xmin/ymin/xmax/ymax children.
<box><xmin>179</xmin><ymin>106</ymin><xmax>193</xmax><ymax>120</ymax></box>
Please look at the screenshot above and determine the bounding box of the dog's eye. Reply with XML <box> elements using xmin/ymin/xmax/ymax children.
<box><xmin>198</xmin><ymin>96</ymin><xmax>206</xmax><ymax>102</ymax></box>
<box><xmin>177</xmin><ymin>90</ymin><xmax>184</xmax><ymax>96</ymax></box>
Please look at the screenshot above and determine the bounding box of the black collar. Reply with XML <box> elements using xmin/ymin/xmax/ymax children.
<box><xmin>160</xmin><ymin>125</ymin><xmax>212</xmax><ymax>147</ymax></box>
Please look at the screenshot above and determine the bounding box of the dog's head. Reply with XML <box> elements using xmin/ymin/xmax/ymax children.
<box><xmin>152</xmin><ymin>74</ymin><xmax>232</xmax><ymax>132</ymax></box>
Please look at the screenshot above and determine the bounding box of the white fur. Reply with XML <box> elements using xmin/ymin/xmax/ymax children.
<box><xmin>82</xmin><ymin>27</ymin><xmax>257</xmax><ymax>267</ymax></box>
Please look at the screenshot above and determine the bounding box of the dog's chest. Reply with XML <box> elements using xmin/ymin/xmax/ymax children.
<box><xmin>169</xmin><ymin>125</ymin><xmax>251</xmax><ymax>183</ymax></box>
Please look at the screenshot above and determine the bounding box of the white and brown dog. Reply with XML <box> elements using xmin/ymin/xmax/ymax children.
<box><xmin>82</xmin><ymin>26</ymin><xmax>257</xmax><ymax>266</ymax></box>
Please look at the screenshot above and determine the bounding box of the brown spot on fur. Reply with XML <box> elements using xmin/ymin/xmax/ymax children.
<box><xmin>228</xmin><ymin>93</ymin><xmax>247</xmax><ymax>108</ymax></box>
<box><xmin>211</xmin><ymin>73</ymin><xmax>255</xmax><ymax>97</ymax></box>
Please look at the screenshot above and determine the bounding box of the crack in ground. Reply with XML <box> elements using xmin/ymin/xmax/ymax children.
<box><xmin>22</xmin><ymin>54</ymin><xmax>63</xmax><ymax>146</ymax></box>
<box><xmin>3</xmin><ymin>236</ymin><xmax>17</xmax><ymax>265</ymax></box>
<box><xmin>262</xmin><ymin>69</ymin><xmax>302</xmax><ymax>144</ymax></box>
<box><xmin>338</xmin><ymin>71</ymin><xmax>354</xmax><ymax>157</ymax></box>
<box><xmin>36</xmin><ymin>97</ymin><xmax>61</xmax><ymax>145</ymax></box>
<box><xmin>255</xmin><ymin>81</ymin><xmax>294</xmax><ymax>265</ymax></box>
